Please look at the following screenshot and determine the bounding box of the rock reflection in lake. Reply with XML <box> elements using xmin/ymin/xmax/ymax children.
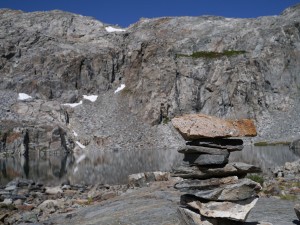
<box><xmin>229</xmin><ymin>145</ymin><xmax>300</xmax><ymax>174</ymax></box>
<box><xmin>0</xmin><ymin>148</ymin><xmax>183</xmax><ymax>186</ymax></box>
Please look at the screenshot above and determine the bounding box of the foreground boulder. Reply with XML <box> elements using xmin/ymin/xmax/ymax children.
<box><xmin>172</xmin><ymin>114</ymin><xmax>257</xmax><ymax>140</ymax></box>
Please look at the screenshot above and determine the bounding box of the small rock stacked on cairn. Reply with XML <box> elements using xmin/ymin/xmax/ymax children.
<box><xmin>171</xmin><ymin>114</ymin><xmax>262</xmax><ymax>225</ymax></box>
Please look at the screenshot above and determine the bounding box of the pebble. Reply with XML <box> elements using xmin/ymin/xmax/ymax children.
<box><xmin>5</xmin><ymin>185</ymin><xmax>17</xmax><ymax>191</ymax></box>
<box><xmin>45</xmin><ymin>187</ymin><xmax>63</xmax><ymax>195</ymax></box>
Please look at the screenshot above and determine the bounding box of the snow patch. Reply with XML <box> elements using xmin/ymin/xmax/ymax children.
<box><xmin>83</xmin><ymin>95</ymin><xmax>98</xmax><ymax>102</ymax></box>
<box><xmin>76</xmin><ymin>154</ymin><xmax>86</xmax><ymax>164</ymax></box>
<box><xmin>73</xmin><ymin>130</ymin><xmax>78</xmax><ymax>137</ymax></box>
<box><xmin>18</xmin><ymin>93</ymin><xmax>32</xmax><ymax>100</ymax></box>
<box><xmin>114</xmin><ymin>84</ymin><xmax>126</xmax><ymax>94</ymax></box>
<box><xmin>62</xmin><ymin>100</ymin><xmax>83</xmax><ymax>108</ymax></box>
<box><xmin>76</xmin><ymin>141</ymin><xmax>86</xmax><ymax>149</ymax></box>
<box><xmin>105</xmin><ymin>26</ymin><xmax>126</xmax><ymax>33</ymax></box>
<box><xmin>73</xmin><ymin>166</ymin><xmax>78</xmax><ymax>173</ymax></box>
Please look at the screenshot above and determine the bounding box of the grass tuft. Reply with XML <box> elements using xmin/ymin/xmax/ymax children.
<box><xmin>177</xmin><ymin>50</ymin><xmax>246</xmax><ymax>59</ymax></box>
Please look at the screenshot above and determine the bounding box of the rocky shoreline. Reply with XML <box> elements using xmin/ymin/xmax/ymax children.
<box><xmin>1</xmin><ymin>170</ymin><xmax>300</xmax><ymax>225</ymax></box>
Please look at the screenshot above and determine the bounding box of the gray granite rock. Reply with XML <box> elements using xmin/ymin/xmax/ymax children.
<box><xmin>172</xmin><ymin>162</ymin><xmax>261</xmax><ymax>179</ymax></box>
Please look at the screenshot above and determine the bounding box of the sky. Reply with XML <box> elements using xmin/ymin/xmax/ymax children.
<box><xmin>1</xmin><ymin>0</ymin><xmax>300</xmax><ymax>27</ymax></box>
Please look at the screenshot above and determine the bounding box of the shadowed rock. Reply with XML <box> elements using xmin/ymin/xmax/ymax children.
<box><xmin>172</xmin><ymin>114</ymin><xmax>257</xmax><ymax>140</ymax></box>
<box><xmin>183</xmin><ymin>153</ymin><xmax>229</xmax><ymax>166</ymax></box>
<box><xmin>294</xmin><ymin>204</ymin><xmax>300</xmax><ymax>220</ymax></box>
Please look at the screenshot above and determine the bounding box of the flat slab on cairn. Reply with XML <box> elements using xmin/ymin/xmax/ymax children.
<box><xmin>172</xmin><ymin>114</ymin><xmax>257</xmax><ymax>140</ymax></box>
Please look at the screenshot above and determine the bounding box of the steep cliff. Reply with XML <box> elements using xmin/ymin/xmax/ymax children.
<box><xmin>1</xmin><ymin>5</ymin><xmax>300</xmax><ymax>157</ymax></box>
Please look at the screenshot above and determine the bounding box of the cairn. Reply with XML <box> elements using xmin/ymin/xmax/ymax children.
<box><xmin>171</xmin><ymin>114</ymin><xmax>262</xmax><ymax>225</ymax></box>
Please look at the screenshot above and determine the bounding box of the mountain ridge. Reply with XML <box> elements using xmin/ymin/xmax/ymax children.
<box><xmin>1</xmin><ymin>5</ymin><xmax>300</xmax><ymax>162</ymax></box>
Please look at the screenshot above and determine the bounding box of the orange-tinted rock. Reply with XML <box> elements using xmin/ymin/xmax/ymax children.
<box><xmin>172</xmin><ymin>114</ymin><xmax>257</xmax><ymax>140</ymax></box>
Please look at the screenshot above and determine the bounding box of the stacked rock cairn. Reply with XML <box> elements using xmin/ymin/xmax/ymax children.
<box><xmin>171</xmin><ymin>114</ymin><xmax>262</xmax><ymax>225</ymax></box>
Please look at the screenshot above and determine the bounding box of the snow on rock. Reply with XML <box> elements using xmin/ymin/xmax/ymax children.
<box><xmin>83</xmin><ymin>95</ymin><xmax>98</xmax><ymax>102</ymax></box>
<box><xmin>76</xmin><ymin>154</ymin><xmax>86</xmax><ymax>164</ymax></box>
<box><xmin>18</xmin><ymin>93</ymin><xmax>32</xmax><ymax>100</ymax></box>
<box><xmin>76</xmin><ymin>141</ymin><xmax>86</xmax><ymax>149</ymax></box>
<box><xmin>105</xmin><ymin>26</ymin><xmax>126</xmax><ymax>33</ymax></box>
<box><xmin>114</xmin><ymin>84</ymin><xmax>126</xmax><ymax>94</ymax></box>
<box><xmin>62</xmin><ymin>100</ymin><xmax>83</xmax><ymax>108</ymax></box>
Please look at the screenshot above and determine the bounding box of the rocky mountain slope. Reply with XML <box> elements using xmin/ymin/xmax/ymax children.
<box><xmin>1</xmin><ymin>5</ymin><xmax>300</xmax><ymax>160</ymax></box>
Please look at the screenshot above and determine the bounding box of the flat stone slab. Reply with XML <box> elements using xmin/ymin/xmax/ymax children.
<box><xmin>172</xmin><ymin>162</ymin><xmax>261</xmax><ymax>179</ymax></box>
<box><xmin>172</xmin><ymin>114</ymin><xmax>257</xmax><ymax>140</ymax></box>
<box><xmin>183</xmin><ymin>153</ymin><xmax>229</xmax><ymax>166</ymax></box>
<box><xmin>188</xmin><ymin>197</ymin><xmax>258</xmax><ymax>222</ymax></box>
<box><xmin>179</xmin><ymin>145</ymin><xmax>230</xmax><ymax>155</ymax></box>
<box><xmin>187</xmin><ymin>138</ymin><xmax>243</xmax><ymax>151</ymax></box>
<box><xmin>179</xmin><ymin>178</ymin><xmax>261</xmax><ymax>201</ymax></box>
<box><xmin>175</xmin><ymin>176</ymin><xmax>239</xmax><ymax>190</ymax></box>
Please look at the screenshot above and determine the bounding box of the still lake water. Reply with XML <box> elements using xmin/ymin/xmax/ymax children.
<box><xmin>0</xmin><ymin>145</ymin><xmax>299</xmax><ymax>186</ymax></box>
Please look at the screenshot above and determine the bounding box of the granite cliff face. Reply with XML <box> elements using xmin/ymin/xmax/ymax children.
<box><xmin>1</xmin><ymin>5</ymin><xmax>300</xmax><ymax>158</ymax></box>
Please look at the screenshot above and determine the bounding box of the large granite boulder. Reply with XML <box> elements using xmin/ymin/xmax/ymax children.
<box><xmin>172</xmin><ymin>114</ymin><xmax>257</xmax><ymax>140</ymax></box>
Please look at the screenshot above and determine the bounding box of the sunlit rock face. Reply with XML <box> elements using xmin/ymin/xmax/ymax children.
<box><xmin>1</xmin><ymin>4</ymin><xmax>300</xmax><ymax>158</ymax></box>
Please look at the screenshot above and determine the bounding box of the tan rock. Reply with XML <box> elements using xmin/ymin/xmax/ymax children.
<box><xmin>172</xmin><ymin>114</ymin><xmax>257</xmax><ymax>140</ymax></box>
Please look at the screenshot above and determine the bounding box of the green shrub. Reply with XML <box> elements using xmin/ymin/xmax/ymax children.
<box><xmin>247</xmin><ymin>174</ymin><xmax>264</xmax><ymax>185</ymax></box>
<box><xmin>162</xmin><ymin>117</ymin><xmax>171</xmax><ymax>124</ymax></box>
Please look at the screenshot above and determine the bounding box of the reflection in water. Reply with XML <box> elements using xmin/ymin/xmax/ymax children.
<box><xmin>229</xmin><ymin>145</ymin><xmax>299</xmax><ymax>175</ymax></box>
<box><xmin>0</xmin><ymin>148</ymin><xmax>183</xmax><ymax>186</ymax></box>
<box><xmin>1</xmin><ymin>145</ymin><xmax>299</xmax><ymax>186</ymax></box>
